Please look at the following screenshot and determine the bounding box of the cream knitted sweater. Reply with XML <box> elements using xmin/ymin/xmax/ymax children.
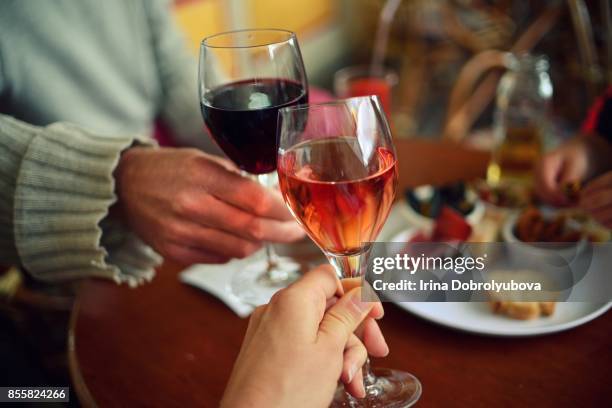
<box><xmin>0</xmin><ymin>0</ymin><xmax>215</xmax><ymax>285</ymax></box>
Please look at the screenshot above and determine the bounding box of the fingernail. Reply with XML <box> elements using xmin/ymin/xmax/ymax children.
<box><xmin>382</xmin><ymin>340</ymin><xmax>390</xmax><ymax>357</ymax></box>
<box><xmin>325</xmin><ymin>296</ymin><xmax>338</xmax><ymax>310</ymax></box>
<box><xmin>373</xmin><ymin>302</ymin><xmax>385</xmax><ymax>320</ymax></box>
<box><xmin>350</xmin><ymin>289</ymin><xmax>371</xmax><ymax>312</ymax></box>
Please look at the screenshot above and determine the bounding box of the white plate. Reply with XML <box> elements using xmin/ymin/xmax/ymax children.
<box><xmin>394</xmin><ymin>301</ymin><xmax>611</xmax><ymax>337</ymax></box>
<box><xmin>378</xmin><ymin>202</ymin><xmax>612</xmax><ymax>337</ymax></box>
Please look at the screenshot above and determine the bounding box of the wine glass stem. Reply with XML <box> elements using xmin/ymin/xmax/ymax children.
<box><xmin>363</xmin><ymin>358</ymin><xmax>376</xmax><ymax>387</ymax></box>
<box><xmin>250</xmin><ymin>172</ymin><xmax>288</xmax><ymax>281</ymax></box>
<box><xmin>263</xmin><ymin>242</ymin><xmax>287</xmax><ymax>282</ymax></box>
<box><xmin>327</xmin><ymin>248</ymin><xmax>379</xmax><ymax>393</ymax></box>
<box><xmin>327</xmin><ymin>250</ymin><xmax>369</xmax><ymax>279</ymax></box>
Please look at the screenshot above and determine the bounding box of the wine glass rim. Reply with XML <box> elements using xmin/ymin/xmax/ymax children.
<box><xmin>202</xmin><ymin>28</ymin><xmax>296</xmax><ymax>49</ymax></box>
<box><xmin>279</xmin><ymin>95</ymin><xmax>382</xmax><ymax>113</ymax></box>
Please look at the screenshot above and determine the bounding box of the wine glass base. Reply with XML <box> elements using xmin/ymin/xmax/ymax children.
<box><xmin>230</xmin><ymin>256</ymin><xmax>301</xmax><ymax>306</ymax></box>
<box><xmin>331</xmin><ymin>367</ymin><xmax>421</xmax><ymax>408</ymax></box>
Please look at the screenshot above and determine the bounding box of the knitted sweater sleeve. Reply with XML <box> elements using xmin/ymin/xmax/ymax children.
<box><xmin>0</xmin><ymin>114</ymin><xmax>162</xmax><ymax>286</ymax></box>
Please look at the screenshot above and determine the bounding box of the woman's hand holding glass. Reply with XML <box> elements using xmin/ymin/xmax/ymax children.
<box><xmin>221</xmin><ymin>265</ymin><xmax>388</xmax><ymax>408</ymax></box>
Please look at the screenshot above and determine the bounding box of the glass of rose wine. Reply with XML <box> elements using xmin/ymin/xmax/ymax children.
<box><xmin>199</xmin><ymin>29</ymin><xmax>308</xmax><ymax>306</ymax></box>
<box><xmin>277</xmin><ymin>96</ymin><xmax>421</xmax><ymax>407</ymax></box>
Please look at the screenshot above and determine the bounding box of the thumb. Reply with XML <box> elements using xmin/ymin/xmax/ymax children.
<box><xmin>318</xmin><ymin>287</ymin><xmax>375</xmax><ymax>349</ymax></box>
<box><xmin>535</xmin><ymin>155</ymin><xmax>563</xmax><ymax>203</ymax></box>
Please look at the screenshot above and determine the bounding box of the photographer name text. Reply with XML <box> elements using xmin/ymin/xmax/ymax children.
<box><xmin>370</xmin><ymin>254</ymin><xmax>542</xmax><ymax>292</ymax></box>
<box><xmin>372</xmin><ymin>279</ymin><xmax>542</xmax><ymax>292</ymax></box>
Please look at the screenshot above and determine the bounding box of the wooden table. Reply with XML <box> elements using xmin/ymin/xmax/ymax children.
<box><xmin>69</xmin><ymin>139</ymin><xmax>612</xmax><ymax>407</ymax></box>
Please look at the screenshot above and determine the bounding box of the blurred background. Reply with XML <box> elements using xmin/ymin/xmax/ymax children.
<box><xmin>175</xmin><ymin>0</ymin><xmax>611</xmax><ymax>141</ymax></box>
<box><xmin>2</xmin><ymin>0</ymin><xmax>611</xmax><ymax>399</ymax></box>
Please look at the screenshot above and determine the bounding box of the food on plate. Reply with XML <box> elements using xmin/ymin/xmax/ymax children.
<box><xmin>405</xmin><ymin>182</ymin><xmax>475</xmax><ymax>219</ymax></box>
<box><xmin>513</xmin><ymin>206</ymin><xmax>611</xmax><ymax>243</ymax></box>
<box><xmin>564</xmin><ymin>210</ymin><xmax>611</xmax><ymax>242</ymax></box>
<box><xmin>583</xmin><ymin>226</ymin><xmax>611</xmax><ymax>243</ymax></box>
<box><xmin>486</xmin><ymin>269</ymin><xmax>558</xmax><ymax>320</ymax></box>
<box><xmin>432</xmin><ymin>206</ymin><xmax>472</xmax><ymax>241</ymax></box>
<box><xmin>562</xmin><ymin>180</ymin><xmax>581</xmax><ymax>202</ymax></box>
<box><xmin>407</xmin><ymin>206</ymin><xmax>473</xmax><ymax>242</ymax></box>
<box><xmin>468</xmin><ymin>217</ymin><xmax>499</xmax><ymax>242</ymax></box>
<box><xmin>514</xmin><ymin>207</ymin><xmax>581</xmax><ymax>242</ymax></box>
<box><xmin>490</xmin><ymin>301</ymin><xmax>556</xmax><ymax>320</ymax></box>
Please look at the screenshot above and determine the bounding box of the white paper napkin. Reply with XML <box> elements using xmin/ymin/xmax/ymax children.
<box><xmin>179</xmin><ymin>257</ymin><xmax>257</xmax><ymax>318</ymax></box>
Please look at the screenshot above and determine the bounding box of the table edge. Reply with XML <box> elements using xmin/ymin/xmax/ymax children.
<box><xmin>67</xmin><ymin>294</ymin><xmax>98</xmax><ymax>408</ymax></box>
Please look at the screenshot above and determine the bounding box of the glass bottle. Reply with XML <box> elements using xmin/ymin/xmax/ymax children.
<box><xmin>487</xmin><ymin>54</ymin><xmax>553</xmax><ymax>186</ymax></box>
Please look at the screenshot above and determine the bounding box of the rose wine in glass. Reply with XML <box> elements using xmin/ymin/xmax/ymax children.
<box><xmin>279</xmin><ymin>138</ymin><xmax>396</xmax><ymax>260</ymax></box>
<box><xmin>278</xmin><ymin>96</ymin><xmax>421</xmax><ymax>407</ymax></box>
<box><xmin>199</xmin><ymin>29</ymin><xmax>308</xmax><ymax>306</ymax></box>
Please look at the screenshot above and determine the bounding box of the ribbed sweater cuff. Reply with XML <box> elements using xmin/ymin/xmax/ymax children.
<box><xmin>14</xmin><ymin>122</ymin><xmax>162</xmax><ymax>286</ymax></box>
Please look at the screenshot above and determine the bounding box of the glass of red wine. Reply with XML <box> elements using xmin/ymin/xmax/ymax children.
<box><xmin>277</xmin><ymin>96</ymin><xmax>421</xmax><ymax>407</ymax></box>
<box><xmin>199</xmin><ymin>29</ymin><xmax>308</xmax><ymax>305</ymax></box>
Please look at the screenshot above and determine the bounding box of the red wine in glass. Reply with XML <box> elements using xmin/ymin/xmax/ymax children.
<box><xmin>278</xmin><ymin>137</ymin><xmax>397</xmax><ymax>256</ymax></box>
<box><xmin>198</xmin><ymin>29</ymin><xmax>310</xmax><ymax>307</ymax></box>
<box><xmin>202</xmin><ymin>78</ymin><xmax>307</xmax><ymax>174</ymax></box>
<box><xmin>199</xmin><ymin>29</ymin><xmax>309</xmax><ymax>307</ymax></box>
